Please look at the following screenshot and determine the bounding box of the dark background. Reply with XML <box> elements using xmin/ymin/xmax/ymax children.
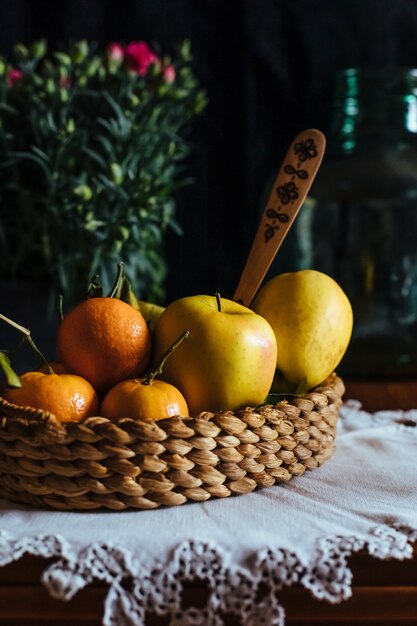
<box><xmin>1</xmin><ymin>0</ymin><xmax>417</xmax><ymax>302</ymax></box>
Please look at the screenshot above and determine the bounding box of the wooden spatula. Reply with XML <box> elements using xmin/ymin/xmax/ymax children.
<box><xmin>233</xmin><ymin>128</ymin><xmax>326</xmax><ymax>308</ymax></box>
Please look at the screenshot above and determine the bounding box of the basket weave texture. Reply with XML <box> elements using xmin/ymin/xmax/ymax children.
<box><xmin>0</xmin><ymin>374</ymin><xmax>344</xmax><ymax>511</ymax></box>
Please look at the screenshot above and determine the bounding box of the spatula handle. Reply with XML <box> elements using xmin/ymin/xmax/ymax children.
<box><xmin>233</xmin><ymin>128</ymin><xmax>326</xmax><ymax>308</ymax></box>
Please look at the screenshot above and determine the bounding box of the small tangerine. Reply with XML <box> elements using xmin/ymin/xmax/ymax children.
<box><xmin>56</xmin><ymin>297</ymin><xmax>151</xmax><ymax>392</ymax></box>
<box><xmin>3</xmin><ymin>371</ymin><xmax>99</xmax><ymax>423</ymax></box>
<box><xmin>100</xmin><ymin>378</ymin><xmax>189</xmax><ymax>422</ymax></box>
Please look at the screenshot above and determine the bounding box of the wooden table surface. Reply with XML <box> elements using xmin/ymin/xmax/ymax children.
<box><xmin>1</xmin><ymin>380</ymin><xmax>416</xmax><ymax>626</ymax></box>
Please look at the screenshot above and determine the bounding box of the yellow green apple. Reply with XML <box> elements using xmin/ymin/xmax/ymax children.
<box><xmin>137</xmin><ymin>300</ymin><xmax>165</xmax><ymax>331</ymax></box>
<box><xmin>152</xmin><ymin>294</ymin><xmax>277</xmax><ymax>416</ymax></box>
<box><xmin>252</xmin><ymin>270</ymin><xmax>353</xmax><ymax>390</ymax></box>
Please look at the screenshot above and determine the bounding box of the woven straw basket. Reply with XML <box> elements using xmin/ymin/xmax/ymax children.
<box><xmin>0</xmin><ymin>374</ymin><xmax>344</xmax><ymax>511</ymax></box>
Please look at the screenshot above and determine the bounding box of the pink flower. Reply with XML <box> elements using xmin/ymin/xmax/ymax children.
<box><xmin>59</xmin><ymin>76</ymin><xmax>71</xmax><ymax>89</ymax></box>
<box><xmin>7</xmin><ymin>68</ymin><xmax>23</xmax><ymax>87</ymax></box>
<box><xmin>124</xmin><ymin>41</ymin><xmax>159</xmax><ymax>76</ymax></box>
<box><xmin>107</xmin><ymin>42</ymin><xmax>124</xmax><ymax>63</ymax></box>
<box><xmin>163</xmin><ymin>65</ymin><xmax>176</xmax><ymax>84</ymax></box>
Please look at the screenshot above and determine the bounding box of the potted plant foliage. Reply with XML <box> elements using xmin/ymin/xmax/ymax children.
<box><xmin>0</xmin><ymin>38</ymin><xmax>206</xmax><ymax>308</ymax></box>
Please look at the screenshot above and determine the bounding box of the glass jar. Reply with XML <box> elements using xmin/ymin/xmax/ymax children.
<box><xmin>287</xmin><ymin>68</ymin><xmax>417</xmax><ymax>378</ymax></box>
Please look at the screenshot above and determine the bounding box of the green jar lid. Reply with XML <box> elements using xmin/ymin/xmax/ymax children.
<box><xmin>334</xmin><ymin>68</ymin><xmax>417</xmax><ymax>100</ymax></box>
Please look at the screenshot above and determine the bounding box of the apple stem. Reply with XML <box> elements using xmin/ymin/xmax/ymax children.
<box><xmin>215</xmin><ymin>292</ymin><xmax>222</xmax><ymax>312</ymax></box>
<box><xmin>0</xmin><ymin>313</ymin><xmax>55</xmax><ymax>375</ymax></box>
<box><xmin>142</xmin><ymin>330</ymin><xmax>190</xmax><ymax>385</ymax></box>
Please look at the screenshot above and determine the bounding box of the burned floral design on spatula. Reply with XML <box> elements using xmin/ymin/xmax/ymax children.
<box><xmin>264</xmin><ymin>136</ymin><xmax>319</xmax><ymax>243</ymax></box>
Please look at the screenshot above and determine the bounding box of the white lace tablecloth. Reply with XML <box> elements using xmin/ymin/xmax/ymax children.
<box><xmin>1</xmin><ymin>400</ymin><xmax>417</xmax><ymax>625</ymax></box>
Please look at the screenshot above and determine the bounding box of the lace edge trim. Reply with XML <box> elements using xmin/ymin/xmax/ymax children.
<box><xmin>0</xmin><ymin>521</ymin><xmax>416</xmax><ymax>626</ymax></box>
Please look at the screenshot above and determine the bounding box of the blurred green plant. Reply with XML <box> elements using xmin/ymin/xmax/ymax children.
<box><xmin>0</xmin><ymin>39</ymin><xmax>207</xmax><ymax>305</ymax></box>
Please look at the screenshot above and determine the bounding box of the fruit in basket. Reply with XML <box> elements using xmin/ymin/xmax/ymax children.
<box><xmin>101</xmin><ymin>330</ymin><xmax>189</xmax><ymax>421</ymax></box>
<box><xmin>152</xmin><ymin>294</ymin><xmax>277</xmax><ymax>416</ymax></box>
<box><xmin>252</xmin><ymin>269</ymin><xmax>353</xmax><ymax>389</ymax></box>
<box><xmin>2</xmin><ymin>371</ymin><xmax>99</xmax><ymax>423</ymax></box>
<box><xmin>101</xmin><ymin>379</ymin><xmax>188</xmax><ymax>421</ymax></box>
<box><xmin>57</xmin><ymin>297</ymin><xmax>151</xmax><ymax>392</ymax></box>
<box><xmin>137</xmin><ymin>300</ymin><xmax>165</xmax><ymax>332</ymax></box>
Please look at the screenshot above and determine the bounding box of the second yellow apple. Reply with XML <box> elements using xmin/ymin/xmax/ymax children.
<box><xmin>252</xmin><ymin>270</ymin><xmax>353</xmax><ymax>390</ymax></box>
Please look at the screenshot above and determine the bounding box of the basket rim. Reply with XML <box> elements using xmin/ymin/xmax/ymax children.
<box><xmin>0</xmin><ymin>372</ymin><xmax>345</xmax><ymax>434</ymax></box>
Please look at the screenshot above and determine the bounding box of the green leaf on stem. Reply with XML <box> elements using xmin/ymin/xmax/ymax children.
<box><xmin>0</xmin><ymin>352</ymin><xmax>22</xmax><ymax>388</ymax></box>
<box><xmin>261</xmin><ymin>377</ymin><xmax>309</xmax><ymax>406</ymax></box>
<box><xmin>108</xmin><ymin>262</ymin><xmax>140</xmax><ymax>309</ymax></box>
